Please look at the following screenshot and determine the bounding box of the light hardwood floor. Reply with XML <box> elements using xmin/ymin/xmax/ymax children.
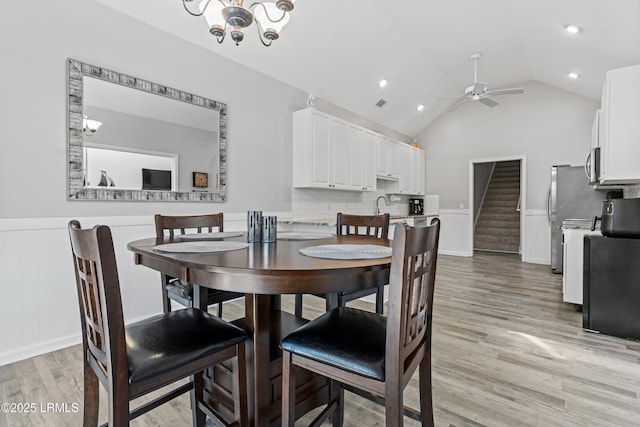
<box><xmin>2</xmin><ymin>252</ymin><xmax>640</xmax><ymax>426</ymax></box>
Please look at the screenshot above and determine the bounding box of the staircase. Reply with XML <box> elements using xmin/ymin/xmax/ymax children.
<box><xmin>474</xmin><ymin>160</ymin><xmax>520</xmax><ymax>253</ymax></box>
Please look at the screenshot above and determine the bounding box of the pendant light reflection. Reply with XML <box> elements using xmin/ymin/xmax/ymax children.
<box><xmin>83</xmin><ymin>115</ymin><xmax>102</xmax><ymax>136</ymax></box>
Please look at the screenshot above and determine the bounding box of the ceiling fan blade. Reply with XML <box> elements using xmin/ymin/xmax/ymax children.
<box><xmin>486</xmin><ymin>88</ymin><xmax>524</xmax><ymax>96</ymax></box>
<box><xmin>478</xmin><ymin>97</ymin><xmax>499</xmax><ymax>108</ymax></box>
<box><xmin>447</xmin><ymin>97</ymin><xmax>470</xmax><ymax>112</ymax></box>
<box><xmin>437</xmin><ymin>94</ymin><xmax>466</xmax><ymax>101</ymax></box>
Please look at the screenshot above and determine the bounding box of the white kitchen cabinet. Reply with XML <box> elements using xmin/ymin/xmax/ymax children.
<box><xmin>397</xmin><ymin>143</ymin><xmax>415</xmax><ymax>194</ymax></box>
<box><xmin>375</xmin><ymin>136</ymin><xmax>401</xmax><ymax>179</ymax></box>
<box><xmin>294</xmin><ymin>108</ymin><xmax>422</xmax><ymax>194</ymax></box>
<box><xmin>347</xmin><ymin>125</ymin><xmax>376</xmax><ymax>191</ymax></box>
<box><xmin>331</xmin><ymin>118</ymin><xmax>349</xmax><ymax>189</ymax></box>
<box><xmin>293</xmin><ymin>109</ymin><xmax>348</xmax><ymax>189</ymax></box>
<box><xmin>361</xmin><ymin>129</ymin><xmax>377</xmax><ymax>191</ymax></box>
<box><xmin>598</xmin><ymin>64</ymin><xmax>640</xmax><ymax>185</ymax></box>
<box><xmin>414</xmin><ymin>148</ymin><xmax>426</xmax><ymax>195</ymax></box>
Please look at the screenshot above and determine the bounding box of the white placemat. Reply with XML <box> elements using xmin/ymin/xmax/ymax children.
<box><xmin>178</xmin><ymin>231</ymin><xmax>244</xmax><ymax>240</ymax></box>
<box><xmin>153</xmin><ymin>241</ymin><xmax>249</xmax><ymax>253</ymax></box>
<box><xmin>278</xmin><ymin>232</ymin><xmax>333</xmax><ymax>240</ymax></box>
<box><xmin>299</xmin><ymin>244</ymin><xmax>392</xmax><ymax>260</ymax></box>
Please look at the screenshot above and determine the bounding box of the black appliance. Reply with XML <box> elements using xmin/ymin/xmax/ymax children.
<box><xmin>409</xmin><ymin>198</ymin><xmax>424</xmax><ymax>215</ymax></box>
<box><xmin>592</xmin><ymin>198</ymin><xmax>640</xmax><ymax>238</ymax></box>
<box><xmin>583</xmin><ymin>235</ymin><xmax>640</xmax><ymax>340</ymax></box>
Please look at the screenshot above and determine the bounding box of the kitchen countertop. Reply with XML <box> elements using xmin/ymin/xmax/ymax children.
<box><xmin>279</xmin><ymin>214</ymin><xmax>438</xmax><ymax>227</ymax></box>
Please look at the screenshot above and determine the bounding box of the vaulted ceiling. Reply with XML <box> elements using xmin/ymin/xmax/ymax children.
<box><xmin>95</xmin><ymin>0</ymin><xmax>640</xmax><ymax>137</ymax></box>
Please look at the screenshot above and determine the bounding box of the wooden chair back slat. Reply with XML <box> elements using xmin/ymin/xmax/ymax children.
<box><xmin>155</xmin><ymin>213</ymin><xmax>224</xmax><ymax>239</ymax></box>
<box><xmin>68</xmin><ymin>220</ymin><xmax>127</xmax><ymax>382</ymax></box>
<box><xmin>336</xmin><ymin>213</ymin><xmax>390</xmax><ymax>239</ymax></box>
<box><xmin>387</xmin><ymin>219</ymin><xmax>440</xmax><ymax>375</ymax></box>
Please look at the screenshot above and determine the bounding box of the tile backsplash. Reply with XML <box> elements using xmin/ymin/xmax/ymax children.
<box><xmin>623</xmin><ymin>184</ymin><xmax>640</xmax><ymax>198</ymax></box>
<box><xmin>292</xmin><ymin>188</ymin><xmax>414</xmax><ymax>219</ymax></box>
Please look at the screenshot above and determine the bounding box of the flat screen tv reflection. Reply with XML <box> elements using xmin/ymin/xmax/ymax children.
<box><xmin>142</xmin><ymin>168</ymin><xmax>172</xmax><ymax>191</ymax></box>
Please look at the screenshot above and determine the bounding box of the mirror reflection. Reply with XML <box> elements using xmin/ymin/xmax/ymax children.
<box><xmin>67</xmin><ymin>59</ymin><xmax>227</xmax><ymax>202</ymax></box>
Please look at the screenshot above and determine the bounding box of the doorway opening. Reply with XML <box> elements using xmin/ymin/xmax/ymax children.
<box><xmin>469</xmin><ymin>156</ymin><xmax>526</xmax><ymax>260</ymax></box>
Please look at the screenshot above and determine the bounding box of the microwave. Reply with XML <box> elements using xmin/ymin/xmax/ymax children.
<box><xmin>585</xmin><ymin>147</ymin><xmax>600</xmax><ymax>184</ymax></box>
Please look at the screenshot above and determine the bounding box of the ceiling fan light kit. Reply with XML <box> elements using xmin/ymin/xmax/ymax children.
<box><xmin>183</xmin><ymin>0</ymin><xmax>295</xmax><ymax>46</ymax></box>
<box><xmin>437</xmin><ymin>52</ymin><xmax>524</xmax><ymax>111</ymax></box>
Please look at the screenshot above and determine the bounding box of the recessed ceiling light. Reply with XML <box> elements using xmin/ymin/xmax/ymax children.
<box><xmin>565</xmin><ymin>24</ymin><xmax>582</xmax><ymax>34</ymax></box>
<box><xmin>379</xmin><ymin>79</ymin><xmax>388</xmax><ymax>88</ymax></box>
<box><xmin>568</xmin><ymin>72</ymin><xmax>579</xmax><ymax>79</ymax></box>
<box><xmin>417</xmin><ymin>104</ymin><xmax>425</xmax><ymax>112</ymax></box>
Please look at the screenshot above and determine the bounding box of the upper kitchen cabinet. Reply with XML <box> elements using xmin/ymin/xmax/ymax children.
<box><xmin>375</xmin><ymin>135</ymin><xmax>400</xmax><ymax>179</ymax></box>
<box><xmin>598</xmin><ymin>64</ymin><xmax>640</xmax><ymax>185</ymax></box>
<box><xmin>396</xmin><ymin>143</ymin><xmax>425</xmax><ymax>195</ymax></box>
<box><xmin>293</xmin><ymin>108</ymin><xmax>424</xmax><ymax>195</ymax></box>
<box><xmin>293</xmin><ymin>108</ymin><xmax>349</xmax><ymax>189</ymax></box>
<box><xmin>348</xmin><ymin>125</ymin><xmax>377</xmax><ymax>191</ymax></box>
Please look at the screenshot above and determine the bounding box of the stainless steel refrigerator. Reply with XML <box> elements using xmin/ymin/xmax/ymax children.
<box><xmin>547</xmin><ymin>165</ymin><xmax>606</xmax><ymax>273</ymax></box>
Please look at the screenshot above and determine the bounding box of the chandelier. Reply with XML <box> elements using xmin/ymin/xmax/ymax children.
<box><xmin>182</xmin><ymin>0</ymin><xmax>296</xmax><ymax>46</ymax></box>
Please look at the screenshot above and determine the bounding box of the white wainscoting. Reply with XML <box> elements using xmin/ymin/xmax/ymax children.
<box><xmin>523</xmin><ymin>210</ymin><xmax>551</xmax><ymax>265</ymax></box>
<box><xmin>438</xmin><ymin>209</ymin><xmax>473</xmax><ymax>257</ymax></box>
<box><xmin>0</xmin><ymin>212</ymin><xmax>290</xmax><ymax>366</ymax></box>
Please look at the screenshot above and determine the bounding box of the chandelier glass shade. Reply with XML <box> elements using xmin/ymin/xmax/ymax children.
<box><xmin>182</xmin><ymin>0</ymin><xmax>295</xmax><ymax>46</ymax></box>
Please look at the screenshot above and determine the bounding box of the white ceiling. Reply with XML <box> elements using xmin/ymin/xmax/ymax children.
<box><xmin>95</xmin><ymin>0</ymin><xmax>640</xmax><ymax>137</ymax></box>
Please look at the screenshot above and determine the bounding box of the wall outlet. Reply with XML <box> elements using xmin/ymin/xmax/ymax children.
<box><xmin>459</xmin><ymin>202</ymin><xmax>464</xmax><ymax>209</ymax></box>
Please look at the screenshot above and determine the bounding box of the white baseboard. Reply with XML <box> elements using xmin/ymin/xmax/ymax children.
<box><xmin>0</xmin><ymin>334</ymin><xmax>80</xmax><ymax>367</ymax></box>
<box><xmin>440</xmin><ymin>250</ymin><xmax>473</xmax><ymax>257</ymax></box>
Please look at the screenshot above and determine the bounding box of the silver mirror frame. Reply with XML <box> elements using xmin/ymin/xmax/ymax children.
<box><xmin>67</xmin><ymin>58</ymin><xmax>227</xmax><ymax>202</ymax></box>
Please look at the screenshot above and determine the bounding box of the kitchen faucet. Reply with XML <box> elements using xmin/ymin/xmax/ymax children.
<box><xmin>374</xmin><ymin>195</ymin><xmax>389</xmax><ymax>215</ymax></box>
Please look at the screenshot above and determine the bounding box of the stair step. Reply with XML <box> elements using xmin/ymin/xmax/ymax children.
<box><xmin>475</xmin><ymin>219</ymin><xmax>520</xmax><ymax>228</ymax></box>
<box><xmin>482</xmin><ymin>200</ymin><xmax>518</xmax><ymax>213</ymax></box>
<box><xmin>474</xmin><ymin>241</ymin><xmax>520</xmax><ymax>253</ymax></box>
<box><xmin>490</xmin><ymin>176</ymin><xmax>520</xmax><ymax>183</ymax></box>
<box><xmin>474</xmin><ymin>233</ymin><xmax>520</xmax><ymax>244</ymax></box>
<box><xmin>474</xmin><ymin>227</ymin><xmax>519</xmax><ymax>236</ymax></box>
<box><xmin>478</xmin><ymin>212</ymin><xmax>519</xmax><ymax>220</ymax></box>
<box><xmin>481</xmin><ymin>200</ymin><xmax>518</xmax><ymax>208</ymax></box>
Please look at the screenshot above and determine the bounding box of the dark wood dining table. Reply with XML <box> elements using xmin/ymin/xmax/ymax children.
<box><xmin>127</xmin><ymin>233</ymin><xmax>391</xmax><ymax>427</ymax></box>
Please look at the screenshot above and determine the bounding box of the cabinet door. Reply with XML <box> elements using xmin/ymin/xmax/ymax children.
<box><xmin>348</xmin><ymin>125</ymin><xmax>364</xmax><ymax>189</ymax></box>
<box><xmin>362</xmin><ymin>130</ymin><xmax>377</xmax><ymax>191</ymax></box>
<box><xmin>375</xmin><ymin>135</ymin><xmax>389</xmax><ymax>176</ymax></box>
<box><xmin>388</xmin><ymin>140</ymin><xmax>402</xmax><ymax>178</ymax></box>
<box><xmin>414</xmin><ymin>149</ymin><xmax>425</xmax><ymax>195</ymax></box>
<box><xmin>310</xmin><ymin>111</ymin><xmax>331</xmax><ymax>187</ymax></box>
<box><xmin>397</xmin><ymin>144</ymin><xmax>415</xmax><ymax>193</ymax></box>
<box><xmin>599</xmin><ymin>65</ymin><xmax>640</xmax><ymax>184</ymax></box>
<box><xmin>331</xmin><ymin>118</ymin><xmax>349</xmax><ymax>189</ymax></box>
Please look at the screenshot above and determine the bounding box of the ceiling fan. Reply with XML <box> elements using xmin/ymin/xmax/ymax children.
<box><xmin>437</xmin><ymin>53</ymin><xmax>524</xmax><ymax>110</ymax></box>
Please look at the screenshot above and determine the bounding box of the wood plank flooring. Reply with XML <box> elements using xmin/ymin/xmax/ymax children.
<box><xmin>2</xmin><ymin>252</ymin><xmax>640</xmax><ymax>426</ymax></box>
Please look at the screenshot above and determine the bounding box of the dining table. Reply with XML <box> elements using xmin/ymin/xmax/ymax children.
<box><xmin>127</xmin><ymin>231</ymin><xmax>392</xmax><ymax>427</ymax></box>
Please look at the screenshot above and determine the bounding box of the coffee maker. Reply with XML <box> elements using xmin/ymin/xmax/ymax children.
<box><xmin>409</xmin><ymin>198</ymin><xmax>424</xmax><ymax>215</ymax></box>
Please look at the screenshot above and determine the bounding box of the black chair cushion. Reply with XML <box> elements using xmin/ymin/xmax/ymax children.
<box><xmin>126</xmin><ymin>308</ymin><xmax>247</xmax><ymax>384</ymax></box>
<box><xmin>167</xmin><ymin>279</ymin><xmax>242</xmax><ymax>305</ymax></box>
<box><xmin>280</xmin><ymin>307</ymin><xmax>387</xmax><ymax>381</ymax></box>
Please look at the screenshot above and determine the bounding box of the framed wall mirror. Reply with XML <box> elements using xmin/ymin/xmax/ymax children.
<box><xmin>67</xmin><ymin>58</ymin><xmax>227</xmax><ymax>202</ymax></box>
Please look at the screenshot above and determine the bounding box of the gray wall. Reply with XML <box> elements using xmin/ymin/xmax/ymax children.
<box><xmin>417</xmin><ymin>81</ymin><xmax>599</xmax><ymax>211</ymax></box>
<box><xmin>0</xmin><ymin>0</ymin><xmax>409</xmax><ymax>219</ymax></box>
<box><xmin>0</xmin><ymin>0</ymin><xmax>307</xmax><ymax>218</ymax></box>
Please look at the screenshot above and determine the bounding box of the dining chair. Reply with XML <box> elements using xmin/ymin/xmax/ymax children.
<box><xmin>155</xmin><ymin>213</ymin><xmax>243</xmax><ymax>315</ymax></box>
<box><xmin>281</xmin><ymin>219</ymin><xmax>441</xmax><ymax>427</ymax></box>
<box><xmin>68</xmin><ymin>220</ymin><xmax>248</xmax><ymax>426</ymax></box>
<box><xmin>294</xmin><ymin>212</ymin><xmax>390</xmax><ymax>317</ymax></box>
